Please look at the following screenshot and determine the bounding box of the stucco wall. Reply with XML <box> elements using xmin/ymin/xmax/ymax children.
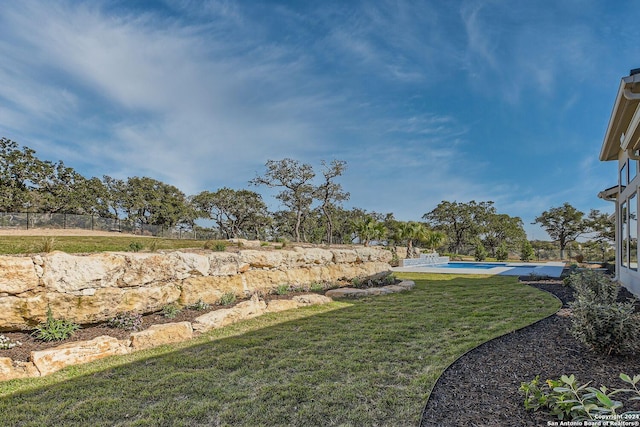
<box><xmin>0</xmin><ymin>246</ymin><xmax>392</xmax><ymax>331</ymax></box>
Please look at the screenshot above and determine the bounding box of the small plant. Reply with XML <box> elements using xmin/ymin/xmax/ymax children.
<box><xmin>520</xmin><ymin>240</ymin><xmax>535</xmax><ymax>262</ymax></box>
<box><xmin>34</xmin><ymin>237</ymin><xmax>56</xmax><ymax>253</ymax></box>
<box><xmin>351</xmin><ymin>277</ymin><xmax>362</xmax><ymax>288</ymax></box>
<box><xmin>575</xmin><ymin>253</ymin><xmax>585</xmax><ymax>264</ymax></box>
<box><xmin>382</xmin><ymin>274</ymin><xmax>397</xmax><ymax>286</ymax></box>
<box><xmin>161</xmin><ymin>303</ymin><xmax>181</xmax><ymax>319</ymax></box>
<box><xmin>32</xmin><ymin>307</ymin><xmax>80</xmax><ymax>342</ymax></box>
<box><xmin>474</xmin><ymin>241</ymin><xmax>487</xmax><ymax>262</ymax></box>
<box><xmin>187</xmin><ymin>299</ymin><xmax>211</xmax><ymax>311</ymax></box>
<box><xmin>218</xmin><ymin>292</ymin><xmax>237</xmax><ymax>306</ymax></box>
<box><xmin>495</xmin><ymin>243</ymin><xmax>509</xmax><ymax>261</ymax></box>
<box><xmin>520</xmin><ymin>373</ymin><xmax>640</xmax><ymax>421</ymax></box>
<box><xmin>203</xmin><ymin>240</ymin><xmax>227</xmax><ymax>251</ymax></box>
<box><xmin>147</xmin><ymin>239</ymin><xmax>161</xmax><ymax>252</ymax></box>
<box><xmin>310</xmin><ymin>282</ymin><xmax>325</xmax><ymax>292</ymax></box>
<box><xmin>0</xmin><ymin>334</ymin><xmax>22</xmax><ymax>350</ymax></box>
<box><xmin>275</xmin><ymin>284</ymin><xmax>290</xmax><ymax>295</ymax></box>
<box><xmin>108</xmin><ymin>312</ymin><xmax>143</xmax><ymax>331</ymax></box>
<box><xmin>128</xmin><ymin>241</ymin><xmax>143</xmax><ymax>252</ymax></box>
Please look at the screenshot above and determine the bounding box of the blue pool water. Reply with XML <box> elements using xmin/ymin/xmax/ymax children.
<box><xmin>435</xmin><ymin>262</ymin><xmax>508</xmax><ymax>269</ymax></box>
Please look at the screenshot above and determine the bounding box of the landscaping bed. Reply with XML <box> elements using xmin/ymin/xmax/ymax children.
<box><xmin>421</xmin><ymin>279</ymin><xmax>640</xmax><ymax>426</ymax></box>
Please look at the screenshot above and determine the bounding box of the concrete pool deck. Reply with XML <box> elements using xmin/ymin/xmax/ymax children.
<box><xmin>391</xmin><ymin>261</ymin><xmax>566</xmax><ymax>278</ymax></box>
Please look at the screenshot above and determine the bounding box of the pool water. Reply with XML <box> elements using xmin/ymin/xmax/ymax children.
<box><xmin>435</xmin><ymin>262</ymin><xmax>508</xmax><ymax>269</ymax></box>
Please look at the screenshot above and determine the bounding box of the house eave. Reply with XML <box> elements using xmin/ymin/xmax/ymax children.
<box><xmin>600</xmin><ymin>74</ymin><xmax>640</xmax><ymax>161</ymax></box>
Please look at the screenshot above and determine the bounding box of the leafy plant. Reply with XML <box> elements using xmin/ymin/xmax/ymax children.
<box><xmin>520</xmin><ymin>373</ymin><xmax>640</xmax><ymax>421</ymax></box>
<box><xmin>310</xmin><ymin>282</ymin><xmax>325</xmax><ymax>292</ymax></box>
<box><xmin>474</xmin><ymin>241</ymin><xmax>487</xmax><ymax>262</ymax></box>
<box><xmin>128</xmin><ymin>241</ymin><xmax>143</xmax><ymax>252</ymax></box>
<box><xmin>147</xmin><ymin>239</ymin><xmax>161</xmax><ymax>252</ymax></box>
<box><xmin>34</xmin><ymin>237</ymin><xmax>56</xmax><ymax>253</ymax></box>
<box><xmin>108</xmin><ymin>312</ymin><xmax>143</xmax><ymax>331</ymax></box>
<box><xmin>567</xmin><ymin>270</ymin><xmax>640</xmax><ymax>355</ymax></box>
<box><xmin>203</xmin><ymin>240</ymin><xmax>227</xmax><ymax>251</ymax></box>
<box><xmin>218</xmin><ymin>292</ymin><xmax>237</xmax><ymax>306</ymax></box>
<box><xmin>187</xmin><ymin>299</ymin><xmax>211</xmax><ymax>311</ymax></box>
<box><xmin>161</xmin><ymin>303</ymin><xmax>181</xmax><ymax>319</ymax></box>
<box><xmin>275</xmin><ymin>284</ymin><xmax>290</xmax><ymax>295</ymax></box>
<box><xmin>32</xmin><ymin>307</ymin><xmax>80</xmax><ymax>342</ymax></box>
<box><xmin>495</xmin><ymin>243</ymin><xmax>509</xmax><ymax>261</ymax></box>
<box><xmin>520</xmin><ymin>240</ymin><xmax>535</xmax><ymax>262</ymax></box>
<box><xmin>0</xmin><ymin>334</ymin><xmax>22</xmax><ymax>350</ymax></box>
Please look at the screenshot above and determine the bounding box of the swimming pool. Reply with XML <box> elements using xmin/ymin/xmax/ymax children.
<box><xmin>392</xmin><ymin>261</ymin><xmax>566</xmax><ymax>278</ymax></box>
<box><xmin>435</xmin><ymin>262</ymin><xmax>508</xmax><ymax>269</ymax></box>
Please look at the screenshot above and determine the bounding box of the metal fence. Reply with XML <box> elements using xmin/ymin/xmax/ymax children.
<box><xmin>0</xmin><ymin>212</ymin><xmax>217</xmax><ymax>240</ymax></box>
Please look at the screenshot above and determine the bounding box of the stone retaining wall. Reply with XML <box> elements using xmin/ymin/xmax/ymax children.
<box><xmin>0</xmin><ymin>246</ymin><xmax>392</xmax><ymax>331</ymax></box>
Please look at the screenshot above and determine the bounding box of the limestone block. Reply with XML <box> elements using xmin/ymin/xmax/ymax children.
<box><xmin>179</xmin><ymin>275</ymin><xmax>243</xmax><ymax>306</ymax></box>
<box><xmin>120</xmin><ymin>253</ymin><xmax>182</xmax><ymax>286</ymax></box>
<box><xmin>381</xmin><ymin>284</ymin><xmax>410</xmax><ymax>293</ymax></box>
<box><xmin>0</xmin><ymin>256</ymin><xmax>39</xmax><ymax>294</ymax></box>
<box><xmin>396</xmin><ymin>280</ymin><xmax>416</xmax><ymax>290</ymax></box>
<box><xmin>129</xmin><ymin>322</ymin><xmax>193</xmax><ymax>350</ymax></box>
<box><xmin>292</xmin><ymin>294</ymin><xmax>333</xmax><ymax>306</ymax></box>
<box><xmin>192</xmin><ymin>294</ymin><xmax>266</xmax><ymax>333</ymax></box>
<box><xmin>265</xmin><ymin>299</ymin><xmax>301</xmax><ymax>313</ymax></box>
<box><xmin>207</xmin><ymin>252</ymin><xmax>243</xmax><ymax>276</ymax></box>
<box><xmin>0</xmin><ymin>293</ymin><xmax>48</xmax><ymax>331</ymax></box>
<box><xmin>0</xmin><ymin>357</ymin><xmax>39</xmax><ymax>381</ymax></box>
<box><xmin>292</xmin><ymin>247</ymin><xmax>333</xmax><ymax>265</ymax></box>
<box><xmin>31</xmin><ymin>336</ymin><xmax>130</xmax><ymax>376</ymax></box>
<box><xmin>367</xmin><ymin>287</ymin><xmax>394</xmax><ymax>296</ymax></box>
<box><xmin>170</xmin><ymin>252</ymin><xmax>210</xmax><ymax>277</ymax></box>
<box><xmin>41</xmin><ymin>251</ymin><xmax>126</xmax><ymax>293</ymax></box>
<box><xmin>241</xmin><ymin>269</ymin><xmax>289</xmax><ymax>293</ymax></box>
<box><xmin>239</xmin><ymin>250</ymin><xmax>283</xmax><ymax>269</ymax></box>
<box><xmin>325</xmin><ymin>288</ymin><xmax>369</xmax><ymax>298</ymax></box>
<box><xmin>330</xmin><ymin>249</ymin><xmax>358</xmax><ymax>264</ymax></box>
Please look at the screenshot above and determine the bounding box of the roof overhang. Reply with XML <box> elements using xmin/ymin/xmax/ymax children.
<box><xmin>598</xmin><ymin>185</ymin><xmax>620</xmax><ymax>201</ymax></box>
<box><xmin>600</xmin><ymin>72</ymin><xmax>640</xmax><ymax>161</ymax></box>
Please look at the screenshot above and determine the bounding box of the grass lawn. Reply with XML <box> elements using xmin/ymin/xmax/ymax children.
<box><xmin>0</xmin><ymin>235</ymin><xmax>222</xmax><ymax>254</ymax></box>
<box><xmin>0</xmin><ymin>273</ymin><xmax>560</xmax><ymax>426</ymax></box>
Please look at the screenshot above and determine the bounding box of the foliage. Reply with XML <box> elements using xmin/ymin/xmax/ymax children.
<box><xmin>315</xmin><ymin>160</ymin><xmax>350</xmax><ymax>244</ymax></box>
<box><xmin>35</xmin><ymin>237</ymin><xmax>56</xmax><ymax>253</ymax></box>
<box><xmin>520</xmin><ymin>240</ymin><xmax>535</xmax><ymax>262</ymax></box>
<box><xmin>474</xmin><ymin>240</ymin><xmax>487</xmax><ymax>261</ymax></box>
<box><xmin>520</xmin><ymin>373</ymin><xmax>640</xmax><ymax>421</ymax></box>
<box><xmin>534</xmin><ymin>203</ymin><xmax>587</xmax><ymax>259</ymax></box>
<box><xmin>218</xmin><ymin>292</ymin><xmax>237</xmax><ymax>305</ymax></box>
<box><xmin>0</xmin><ymin>335</ymin><xmax>21</xmax><ymax>350</ymax></box>
<box><xmin>108</xmin><ymin>312</ymin><xmax>143</xmax><ymax>331</ymax></box>
<box><xmin>482</xmin><ymin>213</ymin><xmax>526</xmax><ymax>256</ymax></box>
<box><xmin>128</xmin><ymin>241</ymin><xmax>143</xmax><ymax>252</ymax></box>
<box><xmin>351</xmin><ymin>215</ymin><xmax>386</xmax><ymax>246</ymax></box>
<box><xmin>120</xmin><ymin>176</ymin><xmax>191</xmax><ymax>229</ymax></box>
<box><xmin>31</xmin><ymin>307</ymin><xmax>80</xmax><ymax>342</ymax></box>
<box><xmin>203</xmin><ymin>240</ymin><xmax>227</xmax><ymax>251</ymax></box>
<box><xmin>161</xmin><ymin>303</ymin><xmax>181</xmax><ymax>319</ymax></box>
<box><xmin>567</xmin><ymin>270</ymin><xmax>640</xmax><ymax>355</ymax></box>
<box><xmin>275</xmin><ymin>284</ymin><xmax>290</xmax><ymax>295</ymax></box>
<box><xmin>310</xmin><ymin>282</ymin><xmax>325</xmax><ymax>292</ymax></box>
<box><xmin>495</xmin><ymin>243</ymin><xmax>509</xmax><ymax>261</ymax></box>
<box><xmin>187</xmin><ymin>299</ymin><xmax>211</xmax><ymax>311</ymax></box>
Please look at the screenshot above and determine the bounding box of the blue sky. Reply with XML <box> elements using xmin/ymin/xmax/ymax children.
<box><xmin>0</xmin><ymin>0</ymin><xmax>637</xmax><ymax>238</ymax></box>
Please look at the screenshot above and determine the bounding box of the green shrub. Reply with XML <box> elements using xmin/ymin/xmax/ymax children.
<box><xmin>108</xmin><ymin>312</ymin><xmax>143</xmax><ymax>331</ymax></box>
<box><xmin>275</xmin><ymin>284</ymin><xmax>290</xmax><ymax>295</ymax></box>
<box><xmin>568</xmin><ymin>270</ymin><xmax>640</xmax><ymax>355</ymax></box>
<box><xmin>495</xmin><ymin>243</ymin><xmax>509</xmax><ymax>261</ymax></box>
<box><xmin>187</xmin><ymin>299</ymin><xmax>211</xmax><ymax>311</ymax></box>
<box><xmin>520</xmin><ymin>240</ymin><xmax>534</xmax><ymax>262</ymax></box>
<box><xmin>128</xmin><ymin>241</ymin><xmax>143</xmax><ymax>252</ymax></box>
<box><xmin>310</xmin><ymin>282</ymin><xmax>325</xmax><ymax>292</ymax></box>
<box><xmin>35</xmin><ymin>237</ymin><xmax>56</xmax><ymax>253</ymax></box>
<box><xmin>204</xmin><ymin>240</ymin><xmax>227</xmax><ymax>251</ymax></box>
<box><xmin>218</xmin><ymin>292</ymin><xmax>236</xmax><ymax>306</ymax></box>
<box><xmin>520</xmin><ymin>373</ymin><xmax>640</xmax><ymax>421</ymax></box>
<box><xmin>32</xmin><ymin>307</ymin><xmax>80</xmax><ymax>342</ymax></box>
<box><xmin>474</xmin><ymin>241</ymin><xmax>487</xmax><ymax>262</ymax></box>
<box><xmin>161</xmin><ymin>303</ymin><xmax>181</xmax><ymax>319</ymax></box>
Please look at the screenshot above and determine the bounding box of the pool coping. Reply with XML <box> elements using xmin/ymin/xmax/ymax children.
<box><xmin>391</xmin><ymin>261</ymin><xmax>566</xmax><ymax>278</ymax></box>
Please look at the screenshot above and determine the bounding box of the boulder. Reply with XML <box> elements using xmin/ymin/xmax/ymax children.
<box><xmin>0</xmin><ymin>256</ymin><xmax>40</xmax><ymax>295</ymax></box>
<box><xmin>129</xmin><ymin>322</ymin><xmax>193</xmax><ymax>350</ymax></box>
<box><xmin>265</xmin><ymin>299</ymin><xmax>301</xmax><ymax>313</ymax></box>
<box><xmin>0</xmin><ymin>357</ymin><xmax>39</xmax><ymax>381</ymax></box>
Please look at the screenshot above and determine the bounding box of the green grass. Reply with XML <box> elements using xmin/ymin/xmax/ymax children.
<box><xmin>0</xmin><ymin>236</ymin><xmax>223</xmax><ymax>254</ymax></box>
<box><xmin>0</xmin><ymin>273</ymin><xmax>560</xmax><ymax>426</ymax></box>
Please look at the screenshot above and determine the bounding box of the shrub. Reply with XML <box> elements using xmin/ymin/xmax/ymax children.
<box><xmin>0</xmin><ymin>335</ymin><xmax>22</xmax><ymax>350</ymax></box>
<box><xmin>147</xmin><ymin>239</ymin><xmax>160</xmax><ymax>252</ymax></box>
<box><xmin>203</xmin><ymin>240</ymin><xmax>227</xmax><ymax>251</ymax></box>
<box><xmin>474</xmin><ymin>242</ymin><xmax>487</xmax><ymax>262</ymax></box>
<box><xmin>275</xmin><ymin>284</ymin><xmax>290</xmax><ymax>295</ymax></box>
<box><xmin>32</xmin><ymin>307</ymin><xmax>80</xmax><ymax>342</ymax></box>
<box><xmin>161</xmin><ymin>303</ymin><xmax>181</xmax><ymax>319</ymax></box>
<box><xmin>128</xmin><ymin>241</ymin><xmax>143</xmax><ymax>252</ymax></box>
<box><xmin>568</xmin><ymin>270</ymin><xmax>640</xmax><ymax>355</ymax></box>
<box><xmin>520</xmin><ymin>373</ymin><xmax>640</xmax><ymax>421</ymax></box>
<box><xmin>520</xmin><ymin>240</ymin><xmax>534</xmax><ymax>262</ymax></box>
<box><xmin>108</xmin><ymin>312</ymin><xmax>143</xmax><ymax>331</ymax></box>
<box><xmin>218</xmin><ymin>292</ymin><xmax>236</xmax><ymax>306</ymax></box>
<box><xmin>35</xmin><ymin>237</ymin><xmax>56</xmax><ymax>253</ymax></box>
<box><xmin>495</xmin><ymin>243</ymin><xmax>509</xmax><ymax>261</ymax></box>
<box><xmin>310</xmin><ymin>282</ymin><xmax>325</xmax><ymax>292</ymax></box>
<box><xmin>187</xmin><ymin>299</ymin><xmax>211</xmax><ymax>311</ymax></box>
<box><xmin>575</xmin><ymin>253</ymin><xmax>585</xmax><ymax>264</ymax></box>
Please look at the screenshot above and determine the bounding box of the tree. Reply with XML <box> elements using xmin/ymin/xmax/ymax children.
<box><xmin>396</xmin><ymin>221</ymin><xmax>427</xmax><ymax>258</ymax></box>
<box><xmin>0</xmin><ymin>138</ymin><xmax>42</xmax><ymax>211</ymax></box>
<box><xmin>520</xmin><ymin>240</ymin><xmax>534</xmax><ymax>262</ymax></box>
<box><xmin>352</xmin><ymin>216</ymin><xmax>386</xmax><ymax>246</ymax></box>
<box><xmin>251</xmin><ymin>159</ymin><xmax>315</xmax><ymax>242</ymax></box>
<box><xmin>482</xmin><ymin>213</ymin><xmax>526</xmax><ymax>256</ymax></box>
<box><xmin>474</xmin><ymin>240</ymin><xmax>487</xmax><ymax>261</ymax></box>
<box><xmin>422</xmin><ymin>230</ymin><xmax>447</xmax><ymax>253</ymax></box>
<box><xmin>495</xmin><ymin>242</ymin><xmax>509</xmax><ymax>261</ymax></box>
<box><xmin>192</xmin><ymin>188</ymin><xmax>269</xmax><ymax>239</ymax></box>
<box><xmin>423</xmin><ymin>200</ymin><xmax>496</xmax><ymax>254</ymax></box>
<box><xmin>534</xmin><ymin>203</ymin><xmax>587</xmax><ymax>260</ymax></box>
<box><xmin>120</xmin><ymin>177</ymin><xmax>188</xmax><ymax>229</ymax></box>
<box><xmin>314</xmin><ymin>160</ymin><xmax>349</xmax><ymax>244</ymax></box>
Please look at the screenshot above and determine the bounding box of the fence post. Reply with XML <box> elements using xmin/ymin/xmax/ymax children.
<box><xmin>26</xmin><ymin>212</ymin><xmax>29</xmax><ymax>230</ymax></box>
<box><xmin>91</xmin><ymin>214</ymin><xmax>94</xmax><ymax>230</ymax></box>
<box><xmin>63</xmin><ymin>213</ymin><xmax>66</xmax><ymax>229</ymax></box>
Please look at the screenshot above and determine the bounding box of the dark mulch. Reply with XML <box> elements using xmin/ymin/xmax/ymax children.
<box><xmin>421</xmin><ymin>279</ymin><xmax>640</xmax><ymax>427</ymax></box>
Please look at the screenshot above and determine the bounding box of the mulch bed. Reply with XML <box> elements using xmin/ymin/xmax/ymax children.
<box><xmin>421</xmin><ymin>279</ymin><xmax>640</xmax><ymax>427</ymax></box>
<box><xmin>0</xmin><ymin>291</ymin><xmax>316</xmax><ymax>363</ymax></box>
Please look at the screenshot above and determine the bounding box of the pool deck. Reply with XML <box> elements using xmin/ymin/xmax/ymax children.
<box><xmin>391</xmin><ymin>261</ymin><xmax>566</xmax><ymax>278</ymax></box>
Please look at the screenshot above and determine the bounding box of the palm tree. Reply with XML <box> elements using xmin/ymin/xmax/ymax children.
<box><xmin>397</xmin><ymin>221</ymin><xmax>427</xmax><ymax>258</ymax></box>
<box><xmin>422</xmin><ymin>230</ymin><xmax>447</xmax><ymax>253</ymax></box>
<box><xmin>352</xmin><ymin>216</ymin><xmax>386</xmax><ymax>246</ymax></box>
